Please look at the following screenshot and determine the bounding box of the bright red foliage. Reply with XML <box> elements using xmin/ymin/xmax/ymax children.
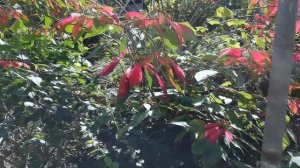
<box><xmin>124</xmin><ymin>11</ymin><xmax>147</xmax><ymax>20</ymax></box>
<box><xmin>266</xmin><ymin>0</ymin><xmax>278</xmax><ymax>16</ymax></box>
<box><xmin>0</xmin><ymin>61</ymin><xmax>30</xmax><ymax>69</ymax></box>
<box><xmin>128</xmin><ymin>64</ymin><xmax>143</xmax><ymax>87</ymax></box>
<box><xmin>204</xmin><ymin>122</ymin><xmax>233</xmax><ymax>143</ymax></box>
<box><xmin>220</xmin><ymin>48</ymin><xmax>244</xmax><ymax>59</ymax></box>
<box><xmin>100</xmin><ymin>6</ymin><xmax>120</xmax><ymax>25</ymax></box>
<box><xmin>55</xmin><ymin>13</ymin><xmax>81</xmax><ymax>32</ymax></box>
<box><xmin>99</xmin><ymin>58</ymin><xmax>120</xmax><ymax>77</ymax></box>
<box><xmin>117</xmin><ymin>69</ymin><xmax>131</xmax><ymax>103</ymax></box>
<box><xmin>221</xmin><ymin>49</ymin><xmax>271</xmax><ymax>75</ymax></box>
<box><xmin>288</xmin><ymin>99</ymin><xmax>299</xmax><ymax>115</ymax></box>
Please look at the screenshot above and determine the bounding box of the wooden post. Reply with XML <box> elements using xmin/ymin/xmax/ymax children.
<box><xmin>260</xmin><ymin>0</ymin><xmax>298</xmax><ymax>168</ymax></box>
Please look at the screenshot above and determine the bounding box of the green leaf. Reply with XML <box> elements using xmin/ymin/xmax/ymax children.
<box><xmin>119</xmin><ymin>36</ymin><xmax>128</xmax><ymax>51</ymax></box>
<box><xmin>196</xmin><ymin>26</ymin><xmax>208</xmax><ymax>34</ymax></box>
<box><xmin>65</xmin><ymin>25</ymin><xmax>74</xmax><ymax>34</ymax></box>
<box><xmin>44</xmin><ymin>16</ymin><xmax>52</xmax><ymax>29</ymax></box>
<box><xmin>215</xmin><ymin>7</ymin><xmax>234</xmax><ymax>19</ymax></box>
<box><xmin>254</xmin><ymin>35</ymin><xmax>266</xmax><ymax>49</ymax></box>
<box><xmin>144</xmin><ymin>68</ymin><xmax>153</xmax><ymax>88</ymax></box>
<box><xmin>21</xmin><ymin>34</ymin><xmax>44</xmax><ymax>41</ymax></box>
<box><xmin>180</xmin><ymin>22</ymin><xmax>196</xmax><ymax>41</ymax></box>
<box><xmin>221</xmin><ymin>81</ymin><xmax>232</xmax><ymax>87</ymax></box>
<box><xmin>191</xmin><ymin>139</ymin><xmax>208</xmax><ymax>155</ymax></box>
<box><xmin>131</xmin><ymin>111</ymin><xmax>149</xmax><ymax>127</ymax></box>
<box><xmin>238</xmin><ymin>91</ymin><xmax>253</xmax><ymax>100</ymax></box>
<box><xmin>84</xmin><ymin>25</ymin><xmax>110</xmax><ymax>39</ymax></box>
<box><xmin>202</xmin><ymin>144</ymin><xmax>222</xmax><ymax>168</ymax></box>
<box><xmin>207</xmin><ymin>19</ymin><xmax>220</xmax><ymax>25</ymax></box>
<box><xmin>226</xmin><ymin>19</ymin><xmax>247</xmax><ymax>27</ymax></box>
<box><xmin>282</xmin><ymin>133</ymin><xmax>290</xmax><ymax>151</ymax></box>
<box><xmin>163</xmin><ymin>28</ymin><xmax>179</xmax><ymax>50</ymax></box>
<box><xmin>189</xmin><ymin>119</ymin><xmax>205</xmax><ymax>134</ymax></box>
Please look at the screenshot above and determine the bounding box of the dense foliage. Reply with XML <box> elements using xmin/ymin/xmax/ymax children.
<box><xmin>0</xmin><ymin>0</ymin><xmax>300</xmax><ymax>167</ymax></box>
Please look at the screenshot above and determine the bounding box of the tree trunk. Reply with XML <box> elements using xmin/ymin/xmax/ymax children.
<box><xmin>260</xmin><ymin>0</ymin><xmax>298</xmax><ymax>168</ymax></box>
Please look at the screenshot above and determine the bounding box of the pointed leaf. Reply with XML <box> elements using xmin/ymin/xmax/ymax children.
<box><xmin>250</xmin><ymin>50</ymin><xmax>269</xmax><ymax>65</ymax></box>
<box><xmin>288</xmin><ymin>99</ymin><xmax>299</xmax><ymax>114</ymax></box>
<box><xmin>117</xmin><ymin>70</ymin><xmax>130</xmax><ymax>103</ymax></box>
<box><xmin>225</xmin><ymin>130</ymin><xmax>234</xmax><ymax>143</ymax></box>
<box><xmin>0</xmin><ymin>61</ymin><xmax>30</xmax><ymax>69</ymax></box>
<box><xmin>266</xmin><ymin>0</ymin><xmax>278</xmax><ymax>16</ymax></box>
<box><xmin>85</xmin><ymin>18</ymin><xmax>94</xmax><ymax>29</ymax></box>
<box><xmin>99</xmin><ymin>57</ymin><xmax>120</xmax><ymax>77</ymax></box>
<box><xmin>124</xmin><ymin>11</ymin><xmax>147</xmax><ymax>20</ymax></box>
<box><xmin>171</xmin><ymin>62</ymin><xmax>185</xmax><ymax>87</ymax></box>
<box><xmin>128</xmin><ymin>64</ymin><xmax>143</xmax><ymax>87</ymax></box>
<box><xmin>144</xmin><ymin>64</ymin><xmax>167</xmax><ymax>96</ymax></box>
<box><xmin>100</xmin><ymin>6</ymin><xmax>119</xmax><ymax>25</ymax></box>
<box><xmin>55</xmin><ymin>13</ymin><xmax>80</xmax><ymax>32</ymax></box>
<box><xmin>220</xmin><ymin>48</ymin><xmax>243</xmax><ymax>58</ymax></box>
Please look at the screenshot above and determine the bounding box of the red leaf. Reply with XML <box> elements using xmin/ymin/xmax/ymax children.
<box><xmin>140</xmin><ymin>55</ymin><xmax>154</xmax><ymax>67</ymax></box>
<box><xmin>100</xmin><ymin>6</ymin><xmax>119</xmax><ymax>25</ymax></box>
<box><xmin>144</xmin><ymin>64</ymin><xmax>167</xmax><ymax>96</ymax></box>
<box><xmin>224</xmin><ymin>57</ymin><xmax>247</xmax><ymax>67</ymax></box>
<box><xmin>157</xmin><ymin>12</ymin><xmax>166</xmax><ymax>25</ymax></box>
<box><xmin>168</xmin><ymin>20</ymin><xmax>193</xmax><ymax>46</ymax></box>
<box><xmin>250</xmin><ymin>51</ymin><xmax>269</xmax><ymax>65</ymax></box>
<box><xmin>11</xmin><ymin>10</ymin><xmax>22</xmax><ymax>19</ymax></box>
<box><xmin>99</xmin><ymin>16</ymin><xmax>116</xmax><ymax>25</ymax></box>
<box><xmin>0</xmin><ymin>61</ymin><xmax>30</xmax><ymax>69</ymax></box>
<box><xmin>168</xmin><ymin>21</ymin><xmax>192</xmax><ymax>34</ymax></box>
<box><xmin>72</xmin><ymin>18</ymin><xmax>85</xmax><ymax>36</ymax></box>
<box><xmin>128</xmin><ymin>64</ymin><xmax>143</xmax><ymax>87</ymax></box>
<box><xmin>296</xmin><ymin>21</ymin><xmax>300</xmax><ymax>34</ymax></box>
<box><xmin>168</xmin><ymin>59</ymin><xmax>185</xmax><ymax>87</ymax></box>
<box><xmin>266</xmin><ymin>0</ymin><xmax>278</xmax><ymax>16</ymax></box>
<box><xmin>0</xmin><ymin>11</ymin><xmax>9</xmax><ymax>28</ymax></box>
<box><xmin>292</xmin><ymin>54</ymin><xmax>300</xmax><ymax>63</ymax></box>
<box><xmin>124</xmin><ymin>11</ymin><xmax>147</xmax><ymax>20</ymax></box>
<box><xmin>86</xmin><ymin>18</ymin><xmax>94</xmax><ymax>30</ymax></box>
<box><xmin>204</xmin><ymin>122</ymin><xmax>223</xmax><ymax>129</ymax></box>
<box><xmin>248</xmin><ymin>0</ymin><xmax>259</xmax><ymax>9</ymax></box>
<box><xmin>55</xmin><ymin>13</ymin><xmax>81</xmax><ymax>32</ymax></box>
<box><xmin>137</xmin><ymin>19</ymin><xmax>156</xmax><ymax>28</ymax></box>
<box><xmin>225</xmin><ymin>130</ymin><xmax>234</xmax><ymax>142</ymax></box>
<box><xmin>220</xmin><ymin>48</ymin><xmax>243</xmax><ymax>58</ymax></box>
<box><xmin>255</xmin><ymin>14</ymin><xmax>270</xmax><ymax>24</ymax></box>
<box><xmin>204</xmin><ymin>127</ymin><xmax>225</xmax><ymax>143</ymax></box>
<box><xmin>288</xmin><ymin>99</ymin><xmax>299</xmax><ymax>115</ymax></box>
<box><xmin>99</xmin><ymin>57</ymin><xmax>120</xmax><ymax>77</ymax></box>
<box><xmin>117</xmin><ymin>70</ymin><xmax>130</xmax><ymax>103</ymax></box>
<box><xmin>119</xmin><ymin>49</ymin><xmax>130</xmax><ymax>58</ymax></box>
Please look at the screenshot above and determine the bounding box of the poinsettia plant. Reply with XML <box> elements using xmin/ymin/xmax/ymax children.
<box><xmin>1</xmin><ymin>0</ymin><xmax>300</xmax><ymax>167</ymax></box>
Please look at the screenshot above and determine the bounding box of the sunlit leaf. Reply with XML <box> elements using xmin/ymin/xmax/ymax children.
<box><xmin>195</xmin><ymin>70</ymin><xmax>218</xmax><ymax>82</ymax></box>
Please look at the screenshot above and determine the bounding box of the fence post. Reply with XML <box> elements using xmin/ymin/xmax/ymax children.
<box><xmin>260</xmin><ymin>0</ymin><xmax>298</xmax><ymax>167</ymax></box>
